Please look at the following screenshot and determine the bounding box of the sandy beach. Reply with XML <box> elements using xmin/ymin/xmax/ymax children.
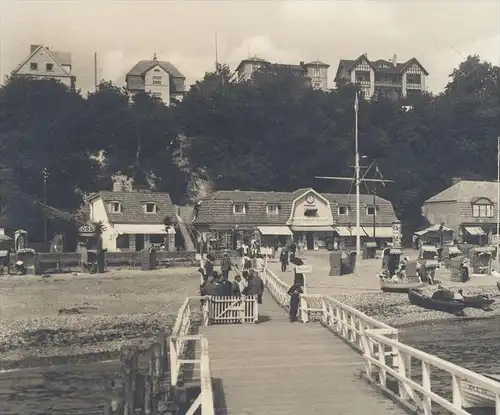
<box><xmin>0</xmin><ymin>267</ymin><xmax>201</xmax><ymax>368</ymax></box>
<box><xmin>267</xmin><ymin>250</ymin><xmax>500</xmax><ymax>327</ymax></box>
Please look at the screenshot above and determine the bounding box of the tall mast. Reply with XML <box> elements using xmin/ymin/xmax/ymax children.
<box><xmin>214</xmin><ymin>31</ymin><xmax>218</xmax><ymax>71</ymax></box>
<box><xmin>354</xmin><ymin>92</ymin><xmax>361</xmax><ymax>257</ymax></box>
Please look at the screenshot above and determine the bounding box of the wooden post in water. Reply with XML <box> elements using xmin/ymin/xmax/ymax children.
<box><xmin>104</xmin><ymin>378</ymin><xmax>124</xmax><ymax>415</ymax></box>
<box><xmin>143</xmin><ymin>375</ymin><xmax>153</xmax><ymax>415</ymax></box>
<box><xmin>121</xmin><ymin>346</ymin><xmax>139</xmax><ymax>415</ymax></box>
<box><xmin>151</xmin><ymin>343</ymin><xmax>162</xmax><ymax>395</ymax></box>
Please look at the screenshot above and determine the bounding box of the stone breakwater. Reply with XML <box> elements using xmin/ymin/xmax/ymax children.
<box><xmin>307</xmin><ymin>284</ymin><xmax>500</xmax><ymax>327</ymax></box>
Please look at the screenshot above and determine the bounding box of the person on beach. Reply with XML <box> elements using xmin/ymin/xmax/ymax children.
<box><xmin>221</xmin><ymin>252</ymin><xmax>233</xmax><ymax>280</ymax></box>
<box><xmin>198</xmin><ymin>267</ymin><xmax>206</xmax><ymax>285</ymax></box>
<box><xmin>454</xmin><ymin>289</ymin><xmax>464</xmax><ymax>301</ymax></box>
<box><xmin>287</xmin><ymin>282</ymin><xmax>303</xmax><ymax>322</ymax></box>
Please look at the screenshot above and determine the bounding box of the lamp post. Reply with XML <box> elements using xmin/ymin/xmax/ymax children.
<box><xmin>42</xmin><ymin>168</ymin><xmax>49</xmax><ymax>246</ymax></box>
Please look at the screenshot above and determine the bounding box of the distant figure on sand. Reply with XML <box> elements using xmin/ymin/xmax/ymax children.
<box><xmin>287</xmin><ymin>283</ymin><xmax>303</xmax><ymax>322</ymax></box>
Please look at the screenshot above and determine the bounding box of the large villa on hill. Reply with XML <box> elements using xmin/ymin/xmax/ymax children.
<box><xmin>192</xmin><ymin>188</ymin><xmax>398</xmax><ymax>250</ymax></box>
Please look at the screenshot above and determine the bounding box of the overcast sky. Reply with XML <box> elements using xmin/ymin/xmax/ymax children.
<box><xmin>0</xmin><ymin>0</ymin><xmax>499</xmax><ymax>93</ymax></box>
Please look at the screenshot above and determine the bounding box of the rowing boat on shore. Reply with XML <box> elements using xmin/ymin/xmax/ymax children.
<box><xmin>380</xmin><ymin>280</ymin><xmax>427</xmax><ymax>293</ymax></box>
<box><xmin>408</xmin><ymin>289</ymin><xmax>466</xmax><ymax>314</ymax></box>
<box><xmin>461</xmin><ymin>374</ymin><xmax>500</xmax><ymax>408</ymax></box>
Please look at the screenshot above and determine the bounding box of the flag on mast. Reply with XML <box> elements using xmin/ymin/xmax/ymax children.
<box><xmin>354</xmin><ymin>92</ymin><xmax>359</xmax><ymax>113</ymax></box>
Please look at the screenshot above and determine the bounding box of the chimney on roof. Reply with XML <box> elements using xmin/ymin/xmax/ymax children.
<box><xmin>30</xmin><ymin>44</ymin><xmax>40</xmax><ymax>53</ymax></box>
<box><xmin>451</xmin><ymin>177</ymin><xmax>462</xmax><ymax>186</ymax></box>
<box><xmin>392</xmin><ymin>54</ymin><xmax>397</xmax><ymax>66</ymax></box>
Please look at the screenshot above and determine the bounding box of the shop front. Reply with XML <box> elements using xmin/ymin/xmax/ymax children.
<box><xmin>257</xmin><ymin>226</ymin><xmax>293</xmax><ymax>247</ymax></box>
<box><xmin>287</xmin><ymin>190</ymin><xmax>335</xmax><ymax>250</ymax></box>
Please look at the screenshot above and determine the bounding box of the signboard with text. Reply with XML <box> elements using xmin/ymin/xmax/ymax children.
<box><xmin>296</xmin><ymin>265</ymin><xmax>313</xmax><ymax>274</ymax></box>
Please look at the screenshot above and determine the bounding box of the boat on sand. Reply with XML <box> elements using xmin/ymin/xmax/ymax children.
<box><xmin>380</xmin><ymin>280</ymin><xmax>427</xmax><ymax>293</ymax></box>
<box><xmin>408</xmin><ymin>289</ymin><xmax>466</xmax><ymax>315</ymax></box>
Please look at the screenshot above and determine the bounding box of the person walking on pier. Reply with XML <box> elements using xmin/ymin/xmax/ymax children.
<box><xmin>287</xmin><ymin>282</ymin><xmax>303</xmax><ymax>322</ymax></box>
<box><xmin>280</xmin><ymin>249</ymin><xmax>289</xmax><ymax>272</ymax></box>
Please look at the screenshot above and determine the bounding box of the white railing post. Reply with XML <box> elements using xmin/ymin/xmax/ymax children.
<box><xmin>378</xmin><ymin>340</ymin><xmax>387</xmax><ymax>387</ymax></box>
<box><xmin>422</xmin><ymin>361</ymin><xmax>432</xmax><ymax>415</ymax></box>
<box><xmin>169</xmin><ymin>338</ymin><xmax>178</xmax><ymax>385</ymax></box>
<box><xmin>300</xmin><ymin>296</ymin><xmax>309</xmax><ymax>323</ymax></box>
<box><xmin>321</xmin><ymin>298</ymin><xmax>328</xmax><ymax>324</ymax></box>
<box><xmin>451</xmin><ymin>374</ymin><xmax>462</xmax><ymax>409</ymax></box>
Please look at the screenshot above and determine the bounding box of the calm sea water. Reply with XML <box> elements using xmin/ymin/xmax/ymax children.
<box><xmin>399</xmin><ymin>317</ymin><xmax>500</xmax><ymax>414</ymax></box>
<box><xmin>0</xmin><ymin>319</ymin><xmax>498</xmax><ymax>414</ymax></box>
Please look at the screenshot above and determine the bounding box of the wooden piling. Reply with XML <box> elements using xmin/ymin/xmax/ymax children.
<box><xmin>143</xmin><ymin>375</ymin><xmax>153</xmax><ymax>415</ymax></box>
<box><xmin>121</xmin><ymin>345</ymin><xmax>139</xmax><ymax>415</ymax></box>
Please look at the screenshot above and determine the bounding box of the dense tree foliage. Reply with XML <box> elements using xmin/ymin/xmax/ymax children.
<box><xmin>0</xmin><ymin>55</ymin><xmax>499</xmax><ymax>241</ymax></box>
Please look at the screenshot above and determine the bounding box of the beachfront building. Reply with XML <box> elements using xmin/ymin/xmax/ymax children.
<box><xmin>87</xmin><ymin>180</ymin><xmax>177</xmax><ymax>252</ymax></box>
<box><xmin>422</xmin><ymin>178</ymin><xmax>499</xmax><ymax>245</ymax></box>
<box><xmin>334</xmin><ymin>53</ymin><xmax>428</xmax><ymax>100</ymax></box>
<box><xmin>12</xmin><ymin>44</ymin><xmax>76</xmax><ymax>89</ymax></box>
<box><xmin>192</xmin><ymin>188</ymin><xmax>397</xmax><ymax>250</ymax></box>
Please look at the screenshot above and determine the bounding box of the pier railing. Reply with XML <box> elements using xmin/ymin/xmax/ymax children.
<box><xmin>263</xmin><ymin>265</ymin><xmax>500</xmax><ymax>415</ymax></box>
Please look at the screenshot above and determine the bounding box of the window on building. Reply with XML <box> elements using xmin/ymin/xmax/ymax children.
<box><xmin>338</xmin><ymin>206</ymin><xmax>350</xmax><ymax>215</ymax></box>
<box><xmin>110</xmin><ymin>202</ymin><xmax>122</xmax><ymax>213</ymax></box>
<box><xmin>46</xmin><ymin>63</ymin><xmax>54</xmax><ymax>72</ymax></box>
<box><xmin>116</xmin><ymin>234</ymin><xmax>130</xmax><ymax>249</ymax></box>
<box><xmin>145</xmin><ymin>202</ymin><xmax>158</xmax><ymax>213</ymax></box>
<box><xmin>366</xmin><ymin>206</ymin><xmax>377</xmax><ymax>215</ymax></box>
<box><xmin>266</xmin><ymin>204</ymin><xmax>279</xmax><ymax>215</ymax></box>
<box><xmin>233</xmin><ymin>203</ymin><xmax>246</xmax><ymax>214</ymax></box>
<box><xmin>304</xmin><ymin>208</ymin><xmax>318</xmax><ymax>217</ymax></box>
<box><xmin>150</xmin><ymin>235</ymin><xmax>165</xmax><ymax>244</ymax></box>
<box><xmin>313</xmin><ymin>68</ymin><xmax>320</xmax><ymax>78</ymax></box>
<box><xmin>152</xmin><ymin>76</ymin><xmax>162</xmax><ymax>85</ymax></box>
<box><xmin>30</xmin><ymin>62</ymin><xmax>38</xmax><ymax>70</ymax></box>
<box><xmin>406</xmin><ymin>73</ymin><xmax>421</xmax><ymax>85</ymax></box>
<box><xmin>152</xmin><ymin>92</ymin><xmax>162</xmax><ymax>98</ymax></box>
<box><xmin>472</xmin><ymin>203</ymin><xmax>493</xmax><ymax>218</ymax></box>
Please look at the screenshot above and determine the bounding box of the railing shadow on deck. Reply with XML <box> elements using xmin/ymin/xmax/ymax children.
<box><xmin>263</xmin><ymin>263</ymin><xmax>500</xmax><ymax>415</ymax></box>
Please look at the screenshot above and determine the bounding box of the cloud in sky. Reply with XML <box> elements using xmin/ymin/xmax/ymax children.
<box><xmin>0</xmin><ymin>0</ymin><xmax>498</xmax><ymax>93</ymax></box>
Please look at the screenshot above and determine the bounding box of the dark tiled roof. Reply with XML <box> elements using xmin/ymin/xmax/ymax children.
<box><xmin>304</xmin><ymin>60</ymin><xmax>329</xmax><ymax>67</ymax></box>
<box><xmin>193</xmin><ymin>189</ymin><xmax>397</xmax><ymax>227</ymax></box>
<box><xmin>126</xmin><ymin>60</ymin><xmax>185</xmax><ymax>79</ymax></box>
<box><xmin>94</xmin><ymin>191</ymin><xmax>177</xmax><ymax>224</ymax></box>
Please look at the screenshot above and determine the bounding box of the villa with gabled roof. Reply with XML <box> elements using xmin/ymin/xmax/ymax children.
<box><xmin>12</xmin><ymin>44</ymin><xmax>76</xmax><ymax>89</ymax></box>
<box><xmin>334</xmin><ymin>53</ymin><xmax>428</xmax><ymax>100</ymax></box>
<box><xmin>125</xmin><ymin>53</ymin><xmax>186</xmax><ymax>106</ymax></box>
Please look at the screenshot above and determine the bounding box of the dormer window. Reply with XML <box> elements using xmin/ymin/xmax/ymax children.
<box><xmin>144</xmin><ymin>202</ymin><xmax>158</xmax><ymax>213</ymax></box>
<box><xmin>110</xmin><ymin>202</ymin><xmax>122</xmax><ymax>213</ymax></box>
<box><xmin>366</xmin><ymin>206</ymin><xmax>377</xmax><ymax>215</ymax></box>
<box><xmin>304</xmin><ymin>208</ymin><xmax>318</xmax><ymax>217</ymax></box>
<box><xmin>472</xmin><ymin>200</ymin><xmax>493</xmax><ymax>218</ymax></box>
<box><xmin>338</xmin><ymin>206</ymin><xmax>350</xmax><ymax>215</ymax></box>
<box><xmin>266</xmin><ymin>204</ymin><xmax>279</xmax><ymax>215</ymax></box>
<box><xmin>233</xmin><ymin>203</ymin><xmax>246</xmax><ymax>214</ymax></box>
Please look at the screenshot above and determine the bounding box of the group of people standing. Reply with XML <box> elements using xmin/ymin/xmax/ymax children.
<box><xmin>198</xmin><ymin>252</ymin><xmax>265</xmax><ymax>303</ymax></box>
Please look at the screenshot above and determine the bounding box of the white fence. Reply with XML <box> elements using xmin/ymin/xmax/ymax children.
<box><xmin>209</xmin><ymin>295</ymin><xmax>259</xmax><ymax>324</ymax></box>
<box><xmin>169</xmin><ymin>297</ymin><xmax>214</xmax><ymax>415</ymax></box>
<box><xmin>263</xmin><ymin>266</ymin><xmax>500</xmax><ymax>415</ymax></box>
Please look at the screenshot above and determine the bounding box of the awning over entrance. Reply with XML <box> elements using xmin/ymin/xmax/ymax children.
<box><xmin>291</xmin><ymin>226</ymin><xmax>335</xmax><ymax>232</ymax></box>
<box><xmin>335</xmin><ymin>226</ymin><xmax>362</xmax><ymax>236</ymax></box>
<box><xmin>113</xmin><ymin>224</ymin><xmax>169</xmax><ymax>235</ymax></box>
<box><xmin>465</xmin><ymin>226</ymin><xmax>486</xmax><ymax>236</ymax></box>
<box><xmin>361</xmin><ymin>226</ymin><xmax>394</xmax><ymax>238</ymax></box>
<box><xmin>257</xmin><ymin>226</ymin><xmax>293</xmax><ymax>236</ymax></box>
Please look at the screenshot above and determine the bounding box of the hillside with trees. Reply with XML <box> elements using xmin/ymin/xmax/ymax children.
<box><xmin>0</xmin><ymin>55</ymin><xmax>498</xmax><ymax>241</ymax></box>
